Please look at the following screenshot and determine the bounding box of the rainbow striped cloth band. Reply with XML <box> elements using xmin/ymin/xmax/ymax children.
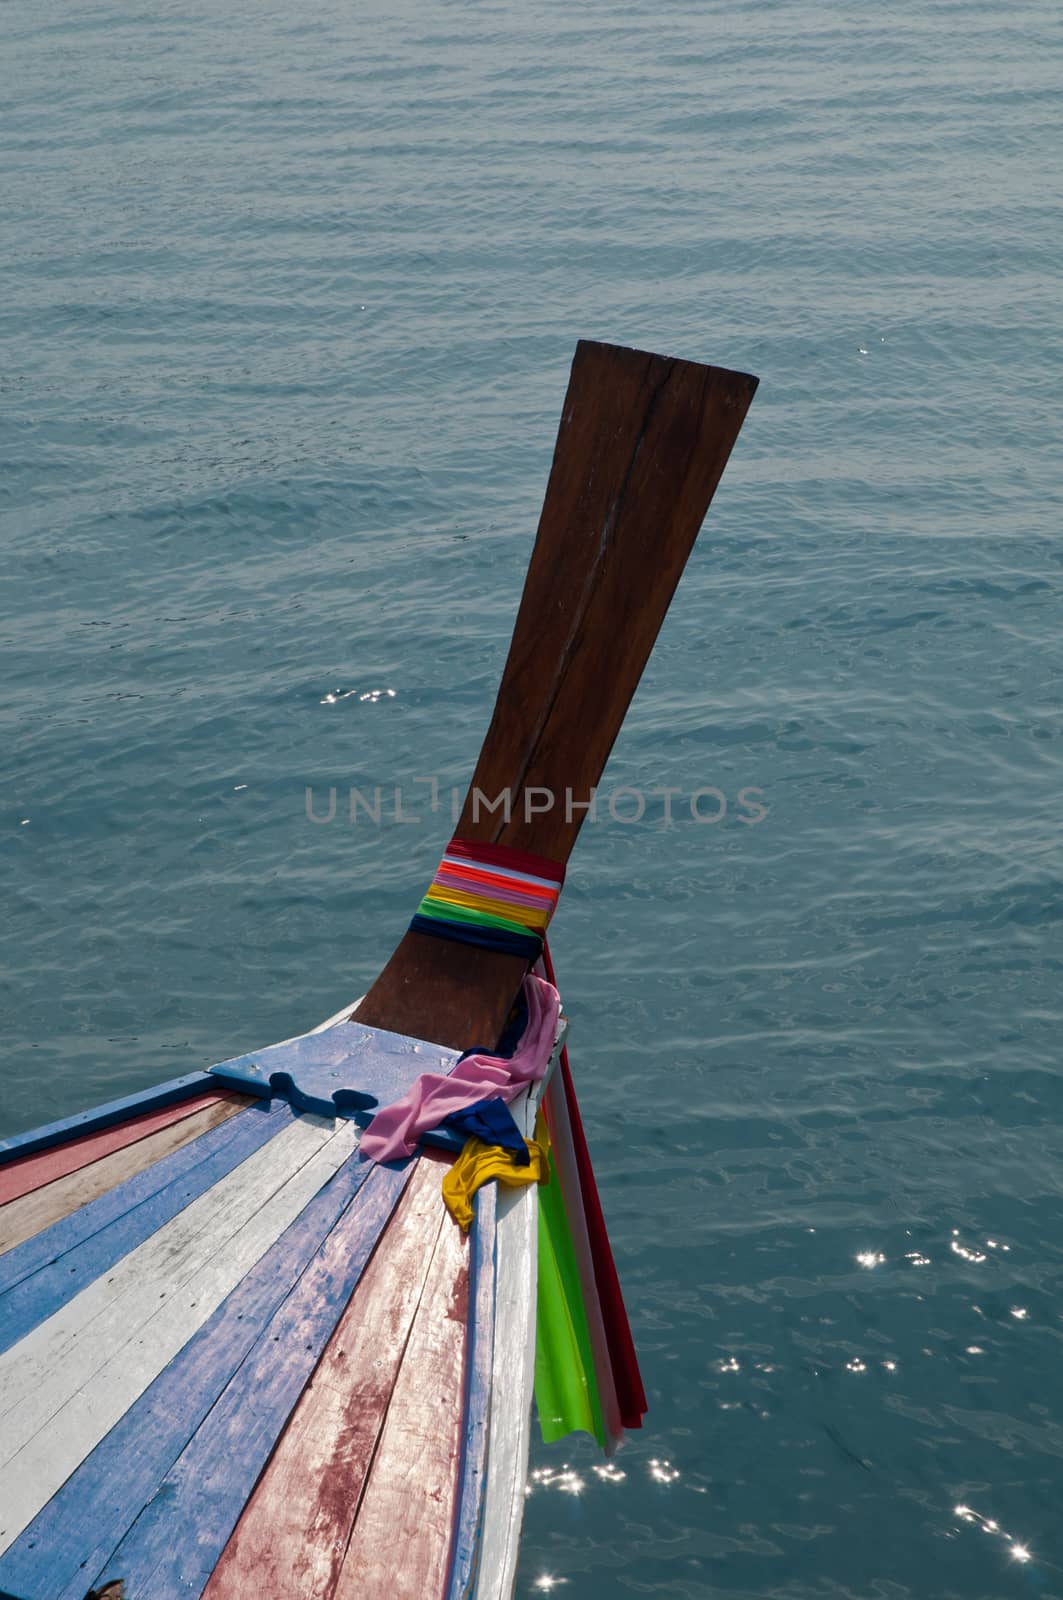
<box><xmin>410</xmin><ymin>837</ymin><xmax>566</xmax><ymax>961</ymax></box>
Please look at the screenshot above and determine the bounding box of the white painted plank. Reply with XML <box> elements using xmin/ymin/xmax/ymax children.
<box><xmin>0</xmin><ymin>1113</ymin><xmax>340</xmax><ymax>1431</ymax></box>
<box><xmin>0</xmin><ymin>1096</ymin><xmax>247</xmax><ymax>1256</ymax></box>
<box><xmin>473</xmin><ymin>1180</ymin><xmax>538</xmax><ymax>1600</ymax></box>
<box><xmin>474</xmin><ymin>1033</ymin><xmax>561</xmax><ymax>1600</ymax></box>
<box><xmin>0</xmin><ymin>1115</ymin><xmax>360</xmax><ymax>1554</ymax></box>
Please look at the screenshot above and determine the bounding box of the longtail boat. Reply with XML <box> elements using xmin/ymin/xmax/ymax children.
<box><xmin>0</xmin><ymin>340</ymin><xmax>757</xmax><ymax>1600</ymax></box>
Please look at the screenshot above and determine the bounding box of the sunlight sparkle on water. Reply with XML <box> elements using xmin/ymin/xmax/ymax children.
<box><xmin>954</xmin><ymin>1504</ymin><xmax>1033</xmax><ymax>1565</ymax></box>
<box><xmin>950</xmin><ymin>1238</ymin><xmax>987</xmax><ymax>1263</ymax></box>
<box><xmin>320</xmin><ymin>686</ymin><xmax>397</xmax><ymax>705</ymax></box>
<box><xmin>526</xmin><ymin>1464</ymin><xmax>586</xmax><ymax>1497</ymax></box>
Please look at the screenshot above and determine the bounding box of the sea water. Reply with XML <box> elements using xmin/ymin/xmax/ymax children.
<box><xmin>3</xmin><ymin>1</ymin><xmax>1061</xmax><ymax>1594</ymax></box>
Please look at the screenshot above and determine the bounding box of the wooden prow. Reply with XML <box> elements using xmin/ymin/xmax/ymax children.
<box><xmin>355</xmin><ymin>340</ymin><xmax>758</xmax><ymax>1049</ymax></box>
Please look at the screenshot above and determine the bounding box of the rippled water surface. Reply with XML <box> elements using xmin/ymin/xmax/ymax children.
<box><xmin>3</xmin><ymin>1</ymin><xmax>1062</xmax><ymax>1594</ymax></box>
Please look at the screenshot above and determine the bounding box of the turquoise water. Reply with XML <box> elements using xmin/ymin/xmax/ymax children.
<box><xmin>3</xmin><ymin>1</ymin><xmax>1062</xmax><ymax>1593</ymax></box>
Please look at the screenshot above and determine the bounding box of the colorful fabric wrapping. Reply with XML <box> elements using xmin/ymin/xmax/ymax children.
<box><xmin>441</xmin><ymin>1113</ymin><xmax>549</xmax><ymax>1233</ymax></box>
<box><xmin>358</xmin><ymin>972</ymin><xmax>561</xmax><ymax>1164</ymax></box>
<box><xmin>410</xmin><ymin>837</ymin><xmax>565</xmax><ymax>960</ymax></box>
<box><xmin>362</xmin><ymin>862</ymin><xmax>646</xmax><ymax>1450</ymax></box>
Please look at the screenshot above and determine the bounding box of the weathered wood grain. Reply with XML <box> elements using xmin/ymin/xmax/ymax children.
<box><xmin>472</xmin><ymin>1074</ymin><xmax>551</xmax><ymax>1600</ymax></box>
<box><xmin>473</xmin><ymin>1184</ymin><xmax>537</xmax><ymax>1600</ymax></box>
<box><xmin>0</xmin><ymin>1135</ymin><xmax>393</xmax><ymax>1600</ymax></box>
<box><xmin>0</xmin><ymin>1101</ymin><xmax>289</xmax><ymax>1357</ymax></box>
<box><xmin>444</xmin><ymin>1182</ymin><xmax>497</xmax><ymax>1600</ymax></box>
<box><xmin>0</xmin><ymin>1089</ymin><xmax>236</xmax><ymax>1206</ymax></box>
<box><xmin>0</xmin><ymin>1071</ymin><xmax>219</xmax><ymax>1165</ymax></box>
<box><xmin>357</xmin><ymin>341</ymin><xmax>757</xmax><ymax>1050</ymax></box>
<box><xmin>203</xmin><ymin>1153</ymin><xmax>448</xmax><ymax>1599</ymax></box>
<box><xmin>0</xmin><ymin>1095</ymin><xmax>248</xmax><ymax>1257</ymax></box>
<box><xmin>0</xmin><ymin>1099</ymin><xmax>270</xmax><ymax>1297</ymax></box>
<box><xmin>334</xmin><ymin>1180</ymin><xmax>471</xmax><ymax>1600</ymax></box>
<box><xmin>82</xmin><ymin>1154</ymin><xmax>415</xmax><ymax>1600</ymax></box>
<box><xmin>0</xmin><ymin>1115</ymin><xmax>358</xmax><ymax>1555</ymax></box>
<box><xmin>209</xmin><ymin>1020</ymin><xmax>460</xmax><ymax>1120</ymax></box>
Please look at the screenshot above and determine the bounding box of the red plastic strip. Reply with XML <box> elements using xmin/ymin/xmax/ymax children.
<box><xmin>445</xmin><ymin>837</ymin><xmax>566</xmax><ymax>884</ymax></box>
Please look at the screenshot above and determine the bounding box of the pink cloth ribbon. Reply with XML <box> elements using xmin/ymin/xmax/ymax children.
<box><xmin>359</xmin><ymin>973</ymin><xmax>561</xmax><ymax>1163</ymax></box>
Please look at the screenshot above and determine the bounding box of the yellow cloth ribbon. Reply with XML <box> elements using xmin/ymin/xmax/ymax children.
<box><xmin>442</xmin><ymin>1113</ymin><xmax>550</xmax><ymax>1232</ymax></box>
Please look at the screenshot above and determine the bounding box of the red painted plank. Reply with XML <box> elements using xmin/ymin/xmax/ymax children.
<box><xmin>0</xmin><ymin>1091</ymin><xmax>236</xmax><ymax>1206</ymax></box>
<box><xmin>334</xmin><ymin>1179</ymin><xmax>470</xmax><ymax>1600</ymax></box>
<box><xmin>0</xmin><ymin>1100</ymin><xmax>249</xmax><ymax>1260</ymax></box>
<box><xmin>0</xmin><ymin>1098</ymin><xmax>250</xmax><ymax>1256</ymax></box>
<box><xmin>203</xmin><ymin>1151</ymin><xmax>452</xmax><ymax>1600</ymax></box>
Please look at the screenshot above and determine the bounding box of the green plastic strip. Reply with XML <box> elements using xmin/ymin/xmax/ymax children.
<box><xmin>413</xmin><ymin>896</ymin><xmax>532</xmax><ymax>939</ymax></box>
<box><xmin>534</xmin><ymin>1148</ymin><xmax>606</xmax><ymax>1446</ymax></box>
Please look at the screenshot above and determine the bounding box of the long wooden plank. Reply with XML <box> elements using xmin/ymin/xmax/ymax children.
<box><xmin>0</xmin><ymin>1115</ymin><xmax>357</xmax><ymax>1554</ymax></box>
<box><xmin>0</xmin><ymin>1113</ymin><xmax>340</xmax><ymax>1436</ymax></box>
<box><xmin>0</xmin><ymin>1100</ymin><xmax>278</xmax><ymax>1297</ymax></box>
<box><xmin>0</xmin><ymin>1089</ymin><xmax>236</xmax><ymax>1206</ymax></box>
<box><xmin>0</xmin><ymin>1002</ymin><xmax>360</xmax><ymax>1267</ymax></box>
<box><xmin>0</xmin><ymin>1071</ymin><xmax>219</xmax><ymax>1165</ymax></box>
<box><xmin>202</xmin><ymin>1153</ymin><xmax>448</xmax><ymax>1599</ymax></box>
<box><xmin>473</xmin><ymin>1184</ymin><xmax>537</xmax><ymax>1600</ymax></box>
<box><xmin>0</xmin><ymin>1095</ymin><xmax>249</xmax><ymax>1257</ymax></box>
<box><xmin>334</xmin><ymin>1187</ymin><xmax>471</xmax><ymax>1600</ymax></box>
<box><xmin>0</xmin><ymin>1102</ymin><xmax>291</xmax><ymax>1357</ymax></box>
<box><xmin>0</xmin><ymin>1137</ymin><xmax>393</xmax><ymax>1600</ymax></box>
<box><xmin>81</xmin><ymin>1156</ymin><xmax>415</xmax><ymax>1600</ymax></box>
<box><xmin>356</xmin><ymin>341</ymin><xmax>758</xmax><ymax>1050</ymax></box>
<box><xmin>445</xmin><ymin>1182</ymin><xmax>497</xmax><ymax>1600</ymax></box>
<box><xmin>473</xmin><ymin>1081</ymin><xmax>546</xmax><ymax>1600</ymax></box>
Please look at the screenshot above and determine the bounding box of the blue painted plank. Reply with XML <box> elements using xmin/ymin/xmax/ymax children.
<box><xmin>0</xmin><ymin>1101</ymin><xmax>291</xmax><ymax>1356</ymax></box>
<box><xmin>86</xmin><ymin>1155</ymin><xmax>414</xmax><ymax>1599</ymax></box>
<box><xmin>445</xmin><ymin>1184</ymin><xmax>498</xmax><ymax>1600</ymax></box>
<box><xmin>210</xmin><ymin>1020</ymin><xmax>460</xmax><ymax>1122</ymax></box>
<box><xmin>0</xmin><ymin>1072</ymin><xmax>216</xmax><ymax>1167</ymax></box>
<box><xmin>0</xmin><ymin>1149</ymin><xmax>412</xmax><ymax>1600</ymax></box>
<box><xmin>0</xmin><ymin>1100</ymin><xmax>277</xmax><ymax>1300</ymax></box>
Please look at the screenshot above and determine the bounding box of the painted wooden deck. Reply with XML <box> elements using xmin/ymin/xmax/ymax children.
<box><xmin>0</xmin><ymin>1010</ymin><xmax>560</xmax><ymax>1600</ymax></box>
